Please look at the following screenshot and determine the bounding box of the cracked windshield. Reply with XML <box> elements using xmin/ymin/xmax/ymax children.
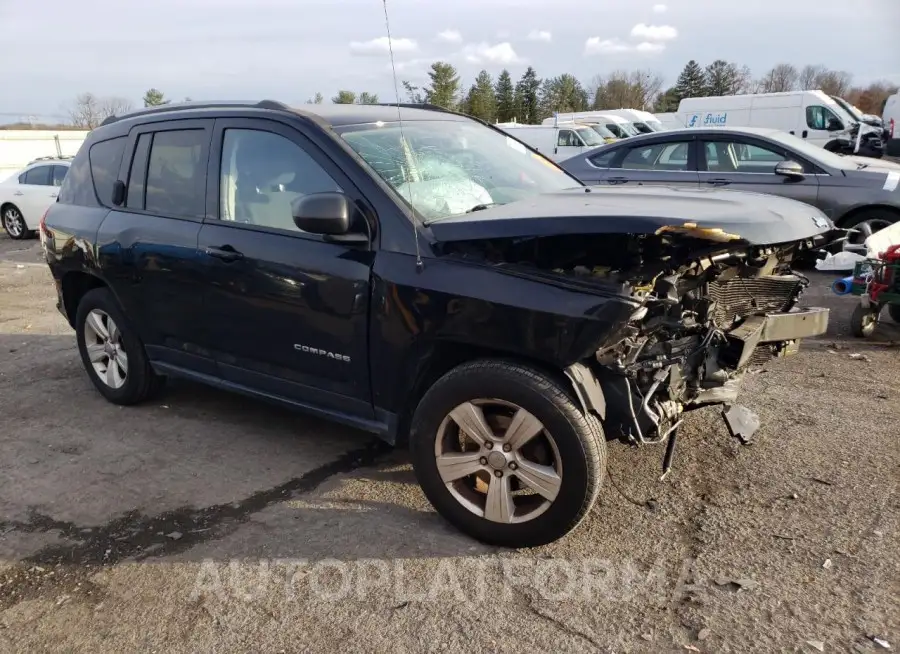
<box><xmin>338</xmin><ymin>120</ymin><xmax>578</xmax><ymax>221</ymax></box>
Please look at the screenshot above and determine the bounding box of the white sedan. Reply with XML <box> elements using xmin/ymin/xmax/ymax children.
<box><xmin>0</xmin><ymin>158</ymin><xmax>71</xmax><ymax>239</ymax></box>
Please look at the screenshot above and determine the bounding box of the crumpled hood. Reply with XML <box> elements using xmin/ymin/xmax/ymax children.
<box><xmin>426</xmin><ymin>185</ymin><xmax>834</xmax><ymax>245</ymax></box>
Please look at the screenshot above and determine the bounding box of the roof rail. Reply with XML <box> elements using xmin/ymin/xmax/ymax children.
<box><xmin>28</xmin><ymin>155</ymin><xmax>74</xmax><ymax>163</ymax></box>
<box><xmin>373</xmin><ymin>102</ymin><xmax>457</xmax><ymax>115</ymax></box>
<box><xmin>99</xmin><ymin>99</ymin><xmax>293</xmax><ymax>127</ymax></box>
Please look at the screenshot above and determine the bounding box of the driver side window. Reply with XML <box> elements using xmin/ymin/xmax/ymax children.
<box><xmin>806</xmin><ymin>105</ymin><xmax>841</xmax><ymax>131</ymax></box>
<box><xmin>219</xmin><ymin>129</ymin><xmax>341</xmax><ymax>233</ymax></box>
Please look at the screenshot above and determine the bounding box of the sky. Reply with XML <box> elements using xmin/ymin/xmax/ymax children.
<box><xmin>1</xmin><ymin>0</ymin><xmax>898</xmax><ymax>122</ymax></box>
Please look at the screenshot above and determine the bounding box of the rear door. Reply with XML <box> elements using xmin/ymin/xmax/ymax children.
<box><xmin>603</xmin><ymin>137</ymin><xmax>700</xmax><ymax>187</ymax></box>
<box><xmin>16</xmin><ymin>165</ymin><xmax>59</xmax><ymax>227</ymax></box>
<box><xmin>98</xmin><ymin>119</ymin><xmax>215</xmax><ymax>373</ymax></box>
<box><xmin>697</xmin><ymin>135</ymin><xmax>820</xmax><ymax>206</ymax></box>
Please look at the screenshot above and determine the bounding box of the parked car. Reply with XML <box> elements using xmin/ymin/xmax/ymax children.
<box><xmin>560</xmin><ymin>126</ymin><xmax>900</xmax><ymax>253</ymax></box>
<box><xmin>0</xmin><ymin>156</ymin><xmax>71</xmax><ymax>239</ymax></box>
<box><xmin>677</xmin><ymin>91</ymin><xmax>885</xmax><ymax>158</ymax></box>
<box><xmin>496</xmin><ymin>123</ymin><xmax>607</xmax><ymax>160</ymax></box>
<box><xmin>543</xmin><ymin>112</ymin><xmax>640</xmax><ymax>139</ymax></box>
<box><xmin>42</xmin><ymin>101</ymin><xmax>834</xmax><ymax>547</ymax></box>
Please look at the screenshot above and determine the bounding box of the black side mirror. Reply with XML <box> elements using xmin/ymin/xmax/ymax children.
<box><xmin>111</xmin><ymin>180</ymin><xmax>126</xmax><ymax>206</ymax></box>
<box><xmin>291</xmin><ymin>192</ymin><xmax>367</xmax><ymax>243</ymax></box>
<box><xmin>774</xmin><ymin>160</ymin><xmax>805</xmax><ymax>181</ymax></box>
<box><xmin>826</xmin><ymin>118</ymin><xmax>844</xmax><ymax>132</ymax></box>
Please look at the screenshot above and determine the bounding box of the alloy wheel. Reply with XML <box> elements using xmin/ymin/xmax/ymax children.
<box><xmin>844</xmin><ymin>217</ymin><xmax>893</xmax><ymax>253</ymax></box>
<box><xmin>434</xmin><ymin>399</ymin><xmax>563</xmax><ymax>524</ymax></box>
<box><xmin>83</xmin><ymin>309</ymin><xmax>129</xmax><ymax>389</ymax></box>
<box><xmin>3</xmin><ymin>208</ymin><xmax>24</xmax><ymax>238</ymax></box>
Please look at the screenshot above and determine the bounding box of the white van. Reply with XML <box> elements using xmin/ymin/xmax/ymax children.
<box><xmin>600</xmin><ymin>109</ymin><xmax>666</xmax><ymax>133</ymax></box>
<box><xmin>497</xmin><ymin>124</ymin><xmax>606</xmax><ymax>161</ymax></box>
<box><xmin>677</xmin><ymin>90</ymin><xmax>881</xmax><ymax>151</ymax></box>
<box><xmin>542</xmin><ymin>112</ymin><xmax>640</xmax><ymax>139</ymax></box>
<box><xmin>654</xmin><ymin>112</ymin><xmax>684</xmax><ymax>130</ymax></box>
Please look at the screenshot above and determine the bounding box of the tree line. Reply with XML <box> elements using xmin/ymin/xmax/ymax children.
<box><xmin>61</xmin><ymin>61</ymin><xmax>897</xmax><ymax>130</ymax></box>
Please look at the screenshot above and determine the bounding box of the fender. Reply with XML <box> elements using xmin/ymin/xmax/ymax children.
<box><xmin>564</xmin><ymin>361</ymin><xmax>606</xmax><ymax>420</ymax></box>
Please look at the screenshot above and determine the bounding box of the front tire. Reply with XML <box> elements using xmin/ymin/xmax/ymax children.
<box><xmin>2</xmin><ymin>204</ymin><xmax>32</xmax><ymax>240</ymax></box>
<box><xmin>850</xmin><ymin>303</ymin><xmax>880</xmax><ymax>338</ymax></box>
<box><xmin>409</xmin><ymin>360</ymin><xmax>606</xmax><ymax>548</ymax></box>
<box><xmin>839</xmin><ymin>209</ymin><xmax>898</xmax><ymax>254</ymax></box>
<box><xmin>75</xmin><ymin>287</ymin><xmax>165</xmax><ymax>404</ymax></box>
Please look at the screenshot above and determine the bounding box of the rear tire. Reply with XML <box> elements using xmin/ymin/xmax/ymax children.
<box><xmin>75</xmin><ymin>287</ymin><xmax>165</xmax><ymax>404</ymax></box>
<box><xmin>409</xmin><ymin>359</ymin><xmax>606</xmax><ymax>548</ymax></box>
<box><xmin>2</xmin><ymin>204</ymin><xmax>32</xmax><ymax>240</ymax></box>
<box><xmin>836</xmin><ymin>209</ymin><xmax>899</xmax><ymax>254</ymax></box>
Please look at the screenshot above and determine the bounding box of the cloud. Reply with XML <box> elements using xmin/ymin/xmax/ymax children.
<box><xmin>652</xmin><ymin>3</ymin><xmax>667</xmax><ymax>13</ymax></box>
<box><xmin>584</xmin><ymin>37</ymin><xmax>665</xmax><ymax>55</ymax></box>
<box><xmin>629</xmin><ymin>23</ymin><xmax>678</xmax><ymax>41</ymax></box>
<box><xmin>349</xmin><ymin>36</ymin><xmax>418</xmax><ymax>56</ymax></box>
<box><xmin>436</xmin><ymin>29</ymin><xmax>462</xmax><ymax>44</ymax></box>
<box><xmin>527</xmin><ymin>29</ymin><xmax>552</xmax><ymax>42</ymax></box>
<box><xmin>462</xmin><ymin>42</ymin><xmax>523</xmax><ymax>65</ymax></box>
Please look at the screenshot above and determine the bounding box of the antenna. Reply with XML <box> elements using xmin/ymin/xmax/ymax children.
<box><xmin>382</xmin><ymin>0</ymin><xmax>424</xmax><ymax>272</ymax></box>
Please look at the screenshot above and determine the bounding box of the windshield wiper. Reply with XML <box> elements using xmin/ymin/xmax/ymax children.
<box><xmin>465</xmin><ymin>203</ymin><xmax>498</xmax><ymax>213</ymax></box>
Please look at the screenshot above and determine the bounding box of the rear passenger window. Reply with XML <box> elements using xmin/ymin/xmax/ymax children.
<box><xmin>145</xmin><ymin>130</ymin><xmax>206</xmax><ymax>218</ymax></box>
<box><xmin>588</xmin><ymin>149</ymin><xmax>618</xmax><ymax>168</ymax></box>
<box><xmin>620</xmin><ymin>142</ymin><xmax>691</xmax><ymax>171</ymax></box>
<box><xmin>52</xmin><ymin>165</ymin><xmax>68</xmax><ymax>187</ymax></box>
<box><xmin>126</xmin><ymin>134</ymin><xmax>152</xmax><ymax>209</ymax></box>
<box><xmin>89</xmin><ymin>137</ymin><xmax>127</xmax><ymax>207</ymax></box>
<box><xmin>23</xmin><ymin>166</ymin><xmax>52</xmax><ymax>186</ymax></box>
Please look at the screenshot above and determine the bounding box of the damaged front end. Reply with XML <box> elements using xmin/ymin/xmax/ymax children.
<box><xmin>441</xmin><ymin>224</ymin><xmax>837</xmax><ymax>472</ymax></box>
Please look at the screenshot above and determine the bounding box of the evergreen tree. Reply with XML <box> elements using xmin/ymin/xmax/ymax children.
<box><xmin>332</xmin><ymin>90</ymin><xmax>357</xmax><ymax>104</ymax></box>
<box><xmin>357</xmin><ymin>92</ymin><xmax>379</xmax><ymax>104</ymax></box>
<box><xmin>495</xmin><ymin>69</ymin><xmax>516</xmax><ymax>122</ymax></box>
<box><xmin>424</xmin><ymin>62</ymin><xmax>460</xmax><ymax>110</ymax></box>
<box><xmin>538</xmin><ymin>74</ymin><xmax>589</xmax><ymax>121</ymax></box>
<box><xmin>515</xmin><ymin>66</ymin><xmax>541</xmax><ymax>124</ymax></box>
<box><xmin>142</xmin><ymin>88</ymin><xmax>168</xmax><ymax>107</ymax></box>
<box><xmin>674</xmin><ymin>60</ymin><xmax>707</xmax><ymax>100</ymax></box>
<box><xmin>465</xmin><ymin>70</ymin><xmax>497</xmax><ymax>121</ymax></box>
<box><xmin>704</xmin><ymin>60</ymin><xmax>738</xmax><ymax>96</ymax></box>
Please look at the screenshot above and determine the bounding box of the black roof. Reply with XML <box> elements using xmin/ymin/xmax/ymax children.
<box><xmin>100</xmin><ymin>100</ymin><xmax>468</xmax><ymax>128</ymax></box>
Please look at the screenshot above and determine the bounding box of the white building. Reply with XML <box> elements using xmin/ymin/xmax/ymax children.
<box><xmin>0</xmin><ymin>130</ymin><xmax>89</xmax><ymax>182</ymax></box>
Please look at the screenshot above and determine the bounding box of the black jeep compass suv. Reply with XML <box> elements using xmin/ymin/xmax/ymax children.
<box><xmin>41</xmin><ymin>100</ymin><xmax>834</xmax><ymax>547</ymax></box>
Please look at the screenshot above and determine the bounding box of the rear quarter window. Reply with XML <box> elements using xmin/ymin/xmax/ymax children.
<box><xmin>58</xmin><ymin>136</ymin><xmax>127</xmax><ymax>207</ymax></box>
<box><xmin>89</xmin><ymin>137</ymin><xmax>127</xmax><ymax>207</ymax></box>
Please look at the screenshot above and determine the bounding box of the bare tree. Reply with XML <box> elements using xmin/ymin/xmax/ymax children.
<box><xmin>590</xmin><ymin>70</ymin><xmax>663</xmax><ymax>110</ymax></box>
<box><xmin>758</xmin><ymin>63</ymin><xmax>799</xmax><ymax>93</ymax></box>
<box><xmin>816</xmin><ymin>70</ymin><xmax>853</xmax><ymax>97</ymax></box>
<box><xmin>68</xmin><ymin>93</ymin><xmax>133</xmax><ymax>129</ymax></box>
<box><xmin>799</xmin><ymin>64</ymin><xmax>827</xmax><ymax>90</ymax></box>
<box><xmin>729</xmin><ymin>64</ymin><xmax>753</xmax><ymax>94</ymax></box>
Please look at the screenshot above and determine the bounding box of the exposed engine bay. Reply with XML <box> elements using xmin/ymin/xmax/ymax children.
<box><xmin>441</xmin><ymin>230</ymin><xmax>833</xmax><ymax>473</ymax></box>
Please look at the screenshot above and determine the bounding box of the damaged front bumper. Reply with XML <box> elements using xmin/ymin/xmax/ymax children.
<box><xmin>725</xmin><ymin>307</ymin><xmax>829</xmax><ymax>369</ymax></box>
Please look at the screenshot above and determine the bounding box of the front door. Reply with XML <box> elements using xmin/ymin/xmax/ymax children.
<box><xmin>16</xmin><ymin>164</ymin><xmax>60</xmax><ymax>226</ymax></box>
<box><xmin>197</xmin><ymin>118</ymin><xmax>374</xmax><ymax>418</ymax></box>
<box><xmin>697</xmin><ymin>137</ymin><xmax>820</xmax><ymax>207</ymax></box>
<box><xmin>605</xmin><ymin>138</ymin><xmax>700</xmax><ymax>187</ymax></box>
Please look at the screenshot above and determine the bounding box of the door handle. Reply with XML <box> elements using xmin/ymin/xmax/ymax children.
<box><xmin>49</xmin><ymin>193</ymin><xmax>58</xmax><ymax>198</ymax></box>
<box><xmin>706</xmin><ymin>178</ymin><xmax>732</xmax><ymax>186</ymax></box>
<box><xmin>802</xmin><ymin>130</ymin><xmax>808</xmax><ymax>138</ymax></box>
<box><xmin>13</xmin><ymin>191</ymin><xmax>23</xmax><ymax>196</ymax></box>
<box><xmin>205</xmin><ymin>246</ymin><xmax>244</xmax><ymax>262</ymax></box>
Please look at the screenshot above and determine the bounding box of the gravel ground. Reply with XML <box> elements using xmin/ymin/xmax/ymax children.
<box><xmin>0</xmin><ymin>235</ymin><xmax>898</xmax><ymax>654</ymax></box>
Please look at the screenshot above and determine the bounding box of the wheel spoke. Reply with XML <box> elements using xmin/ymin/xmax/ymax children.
<box><xmin>449</xmin><ymin>402</ymin><xmax>495</xmax><ymax>446</ymax></box>
<box><xmin>503</xmin><ymin>408</ymin><xmax>544</xmax><ymax>451</ymax></box>
<box><xmin>86</xmin><ymin>312</ymin><xmax>109</xmax><ymax>341</ymax></box>
<box><xmin>484</xmin><ymin>474</ymin><xmax>515</xmax><ymax>523</ymax></box>
<box><xmin>436</xmin><ymin>452</ymin><xmax>483</xmax><ymax>483</ymax></box>
<box><xmin>107</xmin><ymin>318</ymin><xmax>120</xmax><ymax>344</ymax></box>
<box><xmin>116</xmin><ymin>350</ymin><xmax>129</xmax><ymax>375</ymax></box>
<box><xmin>514</xmin><ymin>460</ymin><xmax>562</xmax><ymax>502</ymax></box>
<box><xmin>106</xmin><ymin>362</ymin><xmax>118</xmax><ymax>387</ymax></box>
<box><xmin>859</xmin><ymin>221</ymin><xmax>875</xmax><ymax>238</ymax></box>
<box><xmin>86</xmin><ymin>343</ymin><xmax>107</xmax><ymax>363</ymax></box>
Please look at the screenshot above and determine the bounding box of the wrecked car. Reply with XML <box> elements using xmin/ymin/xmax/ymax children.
<box><xmin>41</xmin><ymin>101</ymin><xmax>835</xmax><ymax>548</ymax></box>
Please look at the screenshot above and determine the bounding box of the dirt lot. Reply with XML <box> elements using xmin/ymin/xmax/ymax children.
<box><xmin>0</xmin><ymin>234</ymin><xmax>898</xmax><ymax>653</ymax></box>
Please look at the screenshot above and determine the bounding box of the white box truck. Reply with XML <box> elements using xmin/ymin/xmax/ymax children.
<box><xmin>677</xmin><ymin>90</ymin><xmax>884</xmax><ymax>155</ymax></box>
<box><xmin>496</xmin><ymin>124</ymin><xmax>607</xmax><ymax>161</ymax></box>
